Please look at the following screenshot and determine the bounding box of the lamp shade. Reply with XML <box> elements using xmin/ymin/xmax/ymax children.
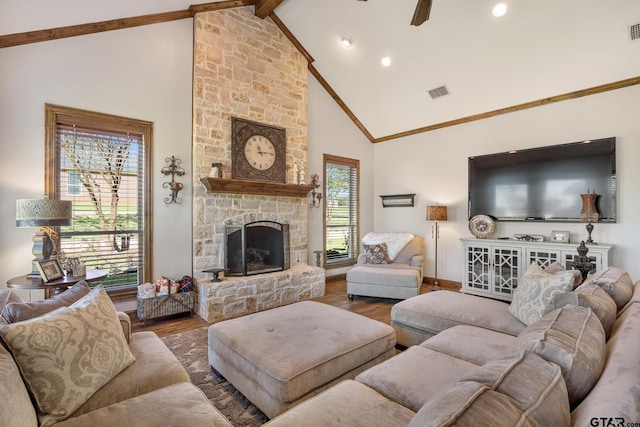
<box><xmin>427</xmin><ymin>205</ymin><xmax>447</xmax><ymax>221</ymax></box>
<box><xmin>579</xmin><ymin>193</ymin><xmax>599</xmax><ymax>223</ymax></box>
<box><xmin>16</xmin><ymin>199</ymin><xmax>72</xmax><ymax>227</ymax></box>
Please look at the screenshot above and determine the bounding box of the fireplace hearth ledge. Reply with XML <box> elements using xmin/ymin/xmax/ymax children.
<box><xmin>195</xmin><ymin>265</ymin><xmax>325</xmax><ymax>322</ymax></box>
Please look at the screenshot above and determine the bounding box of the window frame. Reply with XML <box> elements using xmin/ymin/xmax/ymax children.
<box><xmin>44</xmin><ymin>104</ymin><xmax>153</xmax><ymax>295</ymax></box>
<box><xmin>323</xmin><ymin>154</ymin><xmax>359</xmax><ymax>269</ymax></box>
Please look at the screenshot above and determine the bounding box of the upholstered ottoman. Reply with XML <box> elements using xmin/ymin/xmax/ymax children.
<box><xmin>347</xmin><ymin>264</ymin><xmax>422</xmax><ymax>300</ymax></box>
<box><xmin>391</xmin><ymin>290</ymin><xmax>527</xmax><ymax>347</ymax></box>
<box><xmin>208</xmin><ymin>300</ymin><xmax>396</xmax><ymax>419</ymax></box>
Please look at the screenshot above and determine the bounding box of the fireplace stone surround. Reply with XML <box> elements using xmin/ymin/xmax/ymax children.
<box><xmin>191</xmin><ymin>8</ymin><xmax>324</xmax><ymax>321</ymax></box>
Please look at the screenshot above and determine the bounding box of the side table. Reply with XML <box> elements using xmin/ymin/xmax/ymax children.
<box><xmin>7</xmin><ymin>269</ymin><xmax>109</xmax><ymax>299</ymax></box>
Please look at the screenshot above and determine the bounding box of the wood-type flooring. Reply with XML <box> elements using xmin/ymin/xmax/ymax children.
<box><xmin>130</xmin><ymin>277</ymin><xmax>460</xmax><ymax>338</ymax></box>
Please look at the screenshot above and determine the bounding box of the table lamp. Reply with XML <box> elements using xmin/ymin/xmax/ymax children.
<box><xmin>16</xmin><ymin>199</ymin><xmax>72</xmax><ymax>278</ymax></box>
<box><xmin>579</xmin><ymin>192</ymin><xmax>599</xmax><ymax>244</ymax></box>
<box><xmin>427</xmin><ymin>205</ymin><xmax>447</xmax><ymax>290</ymax></box>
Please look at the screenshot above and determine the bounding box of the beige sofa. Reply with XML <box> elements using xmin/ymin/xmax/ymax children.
<box><xmin>347</xmin><ymin>232</ymin><xmax>424</xmax><ymax>300</ymax></box>
<box><xmin>265</xmin><ymin>267</ymin><xmax>640</xmax><ymax>426</ymax></box>
<box><xmin>0</xmin><ymin>284</ymin><xmax>231</xmax><ymax>427</ymax></box>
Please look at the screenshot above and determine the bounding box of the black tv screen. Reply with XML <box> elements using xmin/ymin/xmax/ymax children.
<box><xmin>468</xmin><ymin>137</ymin><xmax>616</xmax><ymax>222</ymax></box>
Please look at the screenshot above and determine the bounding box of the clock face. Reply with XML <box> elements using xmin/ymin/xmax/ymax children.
<box><xmin>231</xmin><ymin>118</ymin><xmax>286</xmax><ymax>182</ymax></box>
<box><xmin>244</xmin><ymin>135</ymin><xmax>276</xmax><ymax>170</ymax></box>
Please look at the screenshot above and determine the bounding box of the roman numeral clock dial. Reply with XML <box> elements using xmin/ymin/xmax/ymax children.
<box><xmin>244</xmin><ymin>136</ymin><xmax>275</xmax><ymax>170</ymax></box>
<box><xmin>231</xmin><ymin>117</ymin><xmax>286</xmax><ymax>183</ymax></box>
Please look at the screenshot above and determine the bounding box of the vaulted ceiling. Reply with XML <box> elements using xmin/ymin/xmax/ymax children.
<box><xmin>3</xmin><ymin>0</ymin><xmax>640</xmax><ymax>142</ymax></box>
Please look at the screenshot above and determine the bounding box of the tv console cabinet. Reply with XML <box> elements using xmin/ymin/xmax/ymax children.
<box><xmin>461</xmin><ymin>238</ymin><xmax>613</xmax><ymax>302</ymax></box>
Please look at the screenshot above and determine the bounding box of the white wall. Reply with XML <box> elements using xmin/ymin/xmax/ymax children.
<box><xmin>373</xmin><ymin>85</ymin><xmax>640</xmax><ymax>283</ymax></box>
<box><xmin>307</xmin><ymin>75</ymin><xmax>374</xmax><ymax>275</ymax></box>
<box><xmin>2</xmin><ymin>12</ymin><xmax>638</xmax><ymax>296</ymax></box>
<box><xmin>0</xmin><ymin>21</ymin><xmax>194</xmax><ymax>299</ymax></box>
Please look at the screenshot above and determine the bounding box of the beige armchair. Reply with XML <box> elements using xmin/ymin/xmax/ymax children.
<box><xmin>346</xmin><ymin>232</ymin><xmax>424</xmax><ymax>300</ymax></box>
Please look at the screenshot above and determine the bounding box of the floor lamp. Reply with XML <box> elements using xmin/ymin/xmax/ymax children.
<box><xmin>427</xmin><ymin>205</ymin><xmax>447</xmax><ymax>291</ymax></box>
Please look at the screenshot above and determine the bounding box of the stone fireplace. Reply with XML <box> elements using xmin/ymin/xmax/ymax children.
<box><xmin>191</xmin><ymin>8</ymin><xmax>325</xmax><ymax>321</ymax></box>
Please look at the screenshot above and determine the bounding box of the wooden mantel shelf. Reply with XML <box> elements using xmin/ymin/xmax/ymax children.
<box><xmin>200</xmin><ymin>177</ymin><xmax>315</xmax><ymax>198</ymax></box>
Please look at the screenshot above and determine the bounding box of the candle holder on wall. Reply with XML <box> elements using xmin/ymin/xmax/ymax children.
<box><xmin>308</xmin><ymin>174</ymin><xmax>322</xmax><ymax>208</ymax></box>
<box><xmin>161</xmin><ymin>155</ymin><xmax>186</xmax><ymax>205</ymax></box>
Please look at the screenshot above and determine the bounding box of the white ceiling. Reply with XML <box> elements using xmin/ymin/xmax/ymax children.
<box><xmin>3</xmin><ymin>0</ymin><xmax>640</xmax><ymax>140</ymax></box>
<box><xmin>275</xmin><ymin>0</ymin><xmax>640</xmax><ymax>139</ymax></box>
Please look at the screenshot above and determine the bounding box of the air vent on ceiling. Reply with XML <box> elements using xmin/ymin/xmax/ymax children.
<box><xmin>428</xmin><ymin>85</ymin><xmax>450</xmax><ymax>99</ymax></box>
<box><xmin>630</xmin><ymin>23</ymin><xmax>640</xmax><ymax>41</ymax></box>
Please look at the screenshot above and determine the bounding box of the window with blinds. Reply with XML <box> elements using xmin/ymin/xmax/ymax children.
<box><xmin>323</xmin><ymin>154</ymin><xmax>359</xmax><ymax>268</ymax></box>
<box><xmin>44</xmin><ymin>104</ymin><xmax>152</xmax><ymax>292</ymax></box>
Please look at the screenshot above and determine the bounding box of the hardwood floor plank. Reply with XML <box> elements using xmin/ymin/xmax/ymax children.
<box><xmin>130</xmin><ymin>279</ymin><xmax>460</xmax><ymax>338</ymax></box>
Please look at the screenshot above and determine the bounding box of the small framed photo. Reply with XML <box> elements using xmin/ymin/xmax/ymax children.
<box><xmin>551</xmin><ymin>230</ymin><xmax>570</xmax><ymax>243</ymax></box>
<box><xmin>36</xmin><ymin>259</ymin><xmax>65</xmax><ymax>282</ymax></box>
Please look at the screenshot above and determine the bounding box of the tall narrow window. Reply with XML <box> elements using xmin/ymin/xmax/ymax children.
<box><xmin>45</xmin><ymin>104</ymin><xmax>152</xmax><ymax>292</ymax></box>
<box><xmin>323</xmin><ymin>154</ymin><xmax>359</xmax><ymax>268</ymax></box>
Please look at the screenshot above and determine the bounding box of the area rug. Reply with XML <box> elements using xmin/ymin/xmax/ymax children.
<box><xmin>161</xmin><ymin>327</ymin><xmax>269</xmax><ymax>426</ymax></box>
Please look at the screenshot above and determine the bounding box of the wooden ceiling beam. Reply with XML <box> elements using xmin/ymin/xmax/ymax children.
<box><xmin>0</xmin><ymin>10</ymin><xmax>191</xmax><ymax>49</ymax></box>
<box><xmin>188</xmin><ymin>1</ymin><xmax>254</xmax><ymax>16</ymax></box>
<box><xmin>0</xmin><ymin>0</ymin><xmax>256</xmax><ymax>49</ymax></box>
<box><xmin>254</xmin><ymin>0</ymin><xmax>285</xmax><ymax>19</ymax></box>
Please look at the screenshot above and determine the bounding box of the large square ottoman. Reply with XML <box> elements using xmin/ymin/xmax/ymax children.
<box><xmin>208</xmin><ymin>300</ymin><xmax>396</xmax><ymax>419</ymax></box>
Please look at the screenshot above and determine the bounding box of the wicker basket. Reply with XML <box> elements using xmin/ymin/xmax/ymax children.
<box><xmin>137</xmin><ymin>291</ymin><xmax>194</xmax><ymax>323</ymax></box>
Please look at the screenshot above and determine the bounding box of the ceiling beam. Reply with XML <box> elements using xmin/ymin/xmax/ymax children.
<box><xmin>254</xmin><ymin>0</ymin><xmax>285</xmax><ymax>19</ymax></box>
<box><xmin>0</xmin><ymin>0</ymin><xmax>255</xmax><ymax>49</ymax></box>
<box><xmin>188</xmin><ymin>1</ymin><xmax>254</xmax><ymax>16</ymax></box>
<box><xmin>374</xmin><ymin>75</ymin><xmax>640</xmax><ymax>143</ymax></box>
<box><xmin>270</xmin><ymin>13</ymin><xmax>314</xmax><ymax>64</ymax></box>
<box><xmin>308</xmin><ymin>64</ymin><xmax>375</xmax><ymax>143</ymax></box>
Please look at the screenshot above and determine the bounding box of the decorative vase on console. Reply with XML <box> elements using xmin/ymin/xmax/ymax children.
<box><xmin>580</xmin><ymin>192</ymin><xmax>599</xmax><ymax>244</ymax></box>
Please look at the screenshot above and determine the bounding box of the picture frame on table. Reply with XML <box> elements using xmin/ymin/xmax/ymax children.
<box><xmin>36</xmin><ymin>259</ymin><xmax>65</xmax><ymax>282</ymax></box>
<box><xmin>551</xmin><ymin>230</ymin><xmax>570</xmax><ymax>243</ymax></box>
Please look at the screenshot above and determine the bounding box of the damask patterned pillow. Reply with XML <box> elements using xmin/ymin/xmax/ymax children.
<box><xmin>508</xmin><ymin>263</ymin><xmax>575</xmax><ymax>325</ymax></box>
<box><xmin>0</xmin><ymin>286</ymin><xmax>135</xmax><ymax>427</ymax></box>
<box><xmin>364</xmin><ymin>243</ymin><xmax>392</xmax><ymax>264</ymax></box>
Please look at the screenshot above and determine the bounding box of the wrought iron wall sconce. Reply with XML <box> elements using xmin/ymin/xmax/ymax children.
<box><xmin>161</xmin><ymin>155</ymin><xmax>186</xmax><ymax>204</ymax></box>
<box><xmin>308</xmin><ymin>174</ymin><xmax>323</xmax><ymax>208</ymax></box>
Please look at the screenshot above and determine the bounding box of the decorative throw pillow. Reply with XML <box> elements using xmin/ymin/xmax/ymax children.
<box><xmin>4</xmin><ymin>280</ymin><xmax>90</xmax><ymax>323</ymax></box>
<box><xmin>0</xmin><ymin>290</ymin><xmax>23</xmax><ymax>326</ymax></box>
<box><xmin>508</xmin><ymin>304</ymin><xmax>606</xmax><ymax>406</ymax></box>
<box><xmin>407</xmin><ymin>350</ymin><xmax>570</xmax><ymax>427</ymax></box>
<box><xmin>580</xmin><ymin>267</ymin><xmax>634</xmax><ymax>311</ymax></box>
<box><xmin>0</xmin><ymin>286</ymin><xmax>135</xmax><ymax>427</ymax></box>
<box><xmin>544</xmin><ymin>261</ymin><xmax>583</xmax><ymax>288</ymax></box>
<box><xmin>542</xmin><ymin>283</ymin><xmax>617</xmax><ymax>338</ymax></box>
<box><xmin>508</xmin><ymin>263</ymin><xmax>575</xmax><ymax>325</ymax></box>
<box><xmin>363</xmin><ymin>243</ymin><xmax>392</xmax><ymax>264</ymax></box>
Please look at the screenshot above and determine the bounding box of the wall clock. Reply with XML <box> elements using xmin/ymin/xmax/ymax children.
<box><xmin>231</xmin><ymin>117</ymin><xmax>286</xmax><ymax>183</ymax></box>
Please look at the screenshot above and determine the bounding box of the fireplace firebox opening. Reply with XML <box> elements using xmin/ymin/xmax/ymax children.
<box><xmin>225</xmin><ymin>221</ymin><xmax>290</xmax><ymax>276</ymax></box>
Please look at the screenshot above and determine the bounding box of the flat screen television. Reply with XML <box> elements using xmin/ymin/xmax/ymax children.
<box><xmin>468</xmin><ymin>137</ymin><xmax>616</xmax><ymax>222</ymax></box>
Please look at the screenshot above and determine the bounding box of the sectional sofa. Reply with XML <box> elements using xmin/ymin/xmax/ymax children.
<box><xmin>265</xmin><ymin>266</ymin><xmax>640</xmax><ymax>426</ymax></box>
<box><xmin>0</xmin><ymin>283</ymin><xmax>232</xmax><ymax>427</ymax></box>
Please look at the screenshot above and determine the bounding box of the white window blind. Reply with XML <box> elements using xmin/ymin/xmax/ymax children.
<box><xmin>324</xmin><ymin>155</ymin><xmax>359</xmax><ymax>267</ymax></box>
<box><xmin>49</xmin><ymin>109</ymin><xmax>148</xmax><ymax>291</ymax></box>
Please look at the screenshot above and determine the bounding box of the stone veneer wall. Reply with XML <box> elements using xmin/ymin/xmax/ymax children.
<box><xmin>192</xmin><ymin>8</ymin><xmax>310</xmax><ymax>280</ymax></box>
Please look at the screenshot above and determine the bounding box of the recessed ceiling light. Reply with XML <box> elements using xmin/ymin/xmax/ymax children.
<box><xmin>381</xmin><ymin>56</ymin><xmax>391</xmax><ymax>67</ymax></box>
<box><xmin>492</xmin><ymin>3</ymin><xmax>508</xmax><ymax>17</ymax></box>
<box><xmin>341</xmin><ymin>37</ymin><xmax>353</xmax><ymax>48</ymax></box>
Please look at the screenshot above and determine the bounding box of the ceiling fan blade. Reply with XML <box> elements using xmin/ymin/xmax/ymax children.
<box><xmin>410</xmin><ymin>0</ymin><xmax>432</xmax><ymax>26</ymax></box>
